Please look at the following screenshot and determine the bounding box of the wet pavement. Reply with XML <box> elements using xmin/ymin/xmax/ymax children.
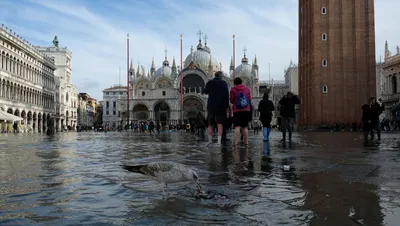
<box><xmin>0</xmin><ymin>131</ymin><xmax>399</xmax><ymax>225</ymax></box>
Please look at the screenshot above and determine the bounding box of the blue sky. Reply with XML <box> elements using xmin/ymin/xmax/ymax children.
<box><xmin>1</xmin><ymin>0</ymin><xmax>399</xmax><ymax>100</ymax></box>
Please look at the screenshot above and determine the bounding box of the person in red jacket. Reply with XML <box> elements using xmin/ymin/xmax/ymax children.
<box><xmin>230</xmin><ymin>77</ymin><xmax>252</xmax><ymax>147</ymax></box>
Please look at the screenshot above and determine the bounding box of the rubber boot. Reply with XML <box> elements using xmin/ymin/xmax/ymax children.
<box><xmin>289</xmin><ymin>131</ymin><xmax>292</xmax><ymax>141</ymax></box>
<box><xmin>267</xmin><ymin>128</ymin><xmax>271</xmax><ymax>140</ymax></box>
<box><xmin>377</xmin><ymin>129</ymin><xmax>381</xmax><ymax>140</ymax></box>
<box><xmin>282</xmin><ymin>131</ymin><xmax>286</xmax><ymax>142</ymax></box>
<box><xmin>263</xmin><ymin>127</ymin><xmax>268</xmax><ymax>141</ymax></box>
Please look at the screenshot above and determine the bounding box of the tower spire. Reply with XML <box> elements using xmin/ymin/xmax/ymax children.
<box><xmin>197</xmin><ymin>30</ymin><xmax>203</xmax><ymax>42</ymax></box>
<box><xmin>164</xmin><ymin>47</ymin><xmax>168</xmax><ymax>60</ymax></box>
<box><xmin>242</xmin><ymin>46</ymin><xmax>247</xmax><ymax>57</ymax></box>
<box><xmin>172</xmin><ymin>57</ymin><xmax>176</xmax><ymax>67</ymax></box>
<box><xmin>151</xmin><ymin>58</ymin><xmax>155</xmax><ymax>69</ymax></box>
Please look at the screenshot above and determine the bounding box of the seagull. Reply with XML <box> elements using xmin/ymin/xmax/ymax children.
<box><xmin>121</xmin><ymin>161</ymin><xmax>201</xmax><ymax>197</ymax></box>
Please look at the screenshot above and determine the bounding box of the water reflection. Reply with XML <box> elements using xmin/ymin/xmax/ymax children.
<box><xmin>0</xmin><ymin>132</ymin><xmax>399</xmax><ymax>225</ymax></box>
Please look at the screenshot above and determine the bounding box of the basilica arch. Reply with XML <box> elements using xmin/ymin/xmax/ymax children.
<box><xmin>132</xmin><ymin>104</ymin><xmax>149</xmax><ymax>121</ymax></box>
<box><xmin>183</xmin><ymin>97</ymin><xmax>205</xmax><ymax>122</ymax></box>
<box><xmin>153</xmin><ymin>101</ymin><xmax>170</xmax><ymax>122</ymax></box>
<box><xmin>181</xmin><ymin>67</ymin><xmax>207</xmax><ymax>93</ymax></box>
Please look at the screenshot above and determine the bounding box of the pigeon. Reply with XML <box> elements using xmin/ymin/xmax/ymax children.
<box><xmin>121</xmin><ymin>161</ymin><xmax>201</xmax><ymax>197</ymax></box>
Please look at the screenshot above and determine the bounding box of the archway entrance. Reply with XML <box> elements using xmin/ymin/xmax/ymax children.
<box><xmin>66</xmin><ymin>111</ymin><xmax>69</xmax><ymax>127</ymax></box>
<box><xmin>183</xmin><ymin>97</ymin><xmax>204</xmax><ymax>123</ymax></box>
<box><xmin>183</xmin><ymin>74</ymin><xmax>205</xmax><ymax>93</ymax></box>
<box><xmin>43</xmin><ymin>113</ymin><xmax>47</xmax><ymax>133</ymax></box>
<box><xmin>154</xmin><ymin>102</ymin><xmax>170</xmax><ymax>123</ymax></box>
<box><xmin>38</xmin><ymin>113</ymin><xmax>42</xmax><ymax>132</ymax></box>
<box><xmin>132</xmin><ymin>104</ymin><xmax>149</xmax><ymax>121</ymax></box>
<box><xmin>33</xmin><ymin>112</ymin><xmax>37</xmax><ymax>131</ymax></box>
<box><xmin>7</xmin><ymin>108</ymin><xmax>13</xmax><ymax>114</ymax></box>
<box><xmin>21</xmin><ymin>111</ymin><xmax>26</xmax><ymax>125</ymax></box>
<box><xmin>27</xmin><ymin>111</ymin><xmax>32</xmax><ymax>125</ymax></box>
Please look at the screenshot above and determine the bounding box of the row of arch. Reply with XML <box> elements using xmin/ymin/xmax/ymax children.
<box><xmin>131</xmin><ymin>97</ymin><xmax>205</xmax><ymax>121</ymax></box>
<box><xmin>0</xmin><ymin>49</ymin><xmax>55</xmax><ymax>89</ymax></box>
<box><xmin>2</xmin><ymin>106</ymin><xmax>78</xmax><ymax>130</ymax></box>
<box><xmin>0</xmin><ymin>77</ymin><xmax>54</xmax><ymax>109</ymax></box>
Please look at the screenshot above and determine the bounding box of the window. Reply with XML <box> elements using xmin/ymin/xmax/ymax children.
<box><xmin>106</xmin><ymin>92</ymin><xmax>109</xmax><ymax>95</ymax></box>
<box><xmin>322</xmin><ymin>59</ymin><xmax>327</xmax><ymax>67</ymax></box>
<box><xmin>119</xmin><ymin>92</ymin><xmax>123</xmax><ymax>95</ymax></box>
<box><xmin>322</xmin><ymin>85</ymin><xmax>328</xmax><ymax>93</ymax></box>
<box><xmin>162</xmin><ymin>91</ymin><xmax>166</xmax><ymax>96</ymax></box>
<box><xmin>106</xmin><ymin>101</ymin><xmax>109</xmax><ymax>108</ymax></box>
<box><xmin>322</xmin><ymin>33</ymin><xmax>327</xmax><ymax>40</ymax></box>
<box><xmin>113</xmin><ymin>101</ymin><xmax>116</xmax><ymax>108</ymax></box>
<box><xmin>113</xmin><ymin>92</ymin><xmax>116</xmax><ymax>95</ymax></box>
<box><xmin>142</xmin><ymin>91</ymin><xmax>145</xmax><ymax>96</ymax></box>
<box><xmin>106</xmin><ymin>111</ymin><xmax>109</xmax><ymax>115</ymax></box>
<box><xmin>113</xmin><ymin>111</ymin><xmax>116</xmax><ymax>115</ymax></box>
<box><xmin>321</xmin><ymin>7</ymin><xmax>326</xmax><ymax>14</ymax></box>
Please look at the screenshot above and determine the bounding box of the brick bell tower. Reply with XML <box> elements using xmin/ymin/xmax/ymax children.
<box><xmin>298</xmin><ymin>0</ymin><xmax>376</xmax><ymax>127</ymax></box>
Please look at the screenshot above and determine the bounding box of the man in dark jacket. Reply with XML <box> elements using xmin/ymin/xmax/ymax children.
<box><xmin>278</xmin><ymin>92</ymin><xmax>300</xmax><ymax>142</ymax></box>
<box><xmin>362</xmin><ymin>97</ymin><xmax>376</xmax><ymax>145</ymax></box>
<box><xmin>203</xmin><ymin>71</ymin><xmax>229</xmax><ymax>147</ymax></box>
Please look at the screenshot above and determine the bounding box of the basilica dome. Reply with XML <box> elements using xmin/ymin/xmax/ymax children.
<box><xmin>155</xmin><ymin>66</ymin><xmax>172</xmax><ymax>78</ymax></box>
<box><xmin>184</xmin><ymin>44</ymin><xmax>221</xmax><ymax>72</ymax></box>
<box><xmin>235</xmin><ymin>56</ymin><xmax>252</xmax><ymax>77</ymax></box>
<box><xmin>235</xmin><ymin>63</ymin><xmax>252</xmax><ymax>77</ymax></box>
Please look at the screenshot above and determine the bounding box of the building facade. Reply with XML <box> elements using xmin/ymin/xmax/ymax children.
<box><xmin>37</xmin><ymin>36</ymin><xmax>78</xmax><ymax>131</ymax></box>
<box><xmin>381</xmin><ymin>41</ymin><xmax>400</xmax><ymax>118</ymax></box>
<box><xmin>102</xmin><ymin>85</ymin><xmax>128</xmax><ymax>128</ymax></box>
<box><xmin>101</xmin><ymin>34</ymin><xmax>279</xmax><ymax>126</ymax></box>
<box><xmin>0</xmin><ymin>24</ymin><xmax>56</xmax><ymax>132</ymax></box>
<box><xmin>126</xmin><ymin>35</ymin><xmax>263</xmax><ymax>125</ymax></box>
<box><xmin>77</xmin><ymin>93</ymin><xmax>96</xmax><ymax>127</ymax></box>
<box><xmin>298</xmin><ymin>0</ymin><xmax>376</xmax><ymax>126</ymax></box>
<box><xmin>284</xmin><ymin>60</ymin><xmax>298</xmax><ymax>95</ymax></box>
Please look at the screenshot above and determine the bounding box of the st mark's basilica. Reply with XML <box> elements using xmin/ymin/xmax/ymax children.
<box><xmin>125</xmin><ymin>33</ymin><xmax>268</xmax><ymax>125</ymax></box>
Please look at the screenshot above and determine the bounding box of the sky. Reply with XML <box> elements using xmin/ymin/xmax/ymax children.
<box><xmin>1</xmin><ymin>0</ymin><xmax>399</xmax><ymax>100</ymax></box>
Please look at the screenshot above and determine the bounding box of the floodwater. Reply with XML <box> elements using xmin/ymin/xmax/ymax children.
<box><xmin>0</xmin><ymin>131</ymin><xmax>399</xmax><ymax>225</ymax></box>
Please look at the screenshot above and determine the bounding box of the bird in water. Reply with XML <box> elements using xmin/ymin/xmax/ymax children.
<box><xmin>121</xmin><ymin>161</ymin><xmax>201</xmax><ymax>197</ymax></box>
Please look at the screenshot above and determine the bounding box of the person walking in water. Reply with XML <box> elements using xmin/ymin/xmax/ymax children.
<box><xmin>230</xmin><ymin>77</ymin><xmax>252</xmax><ymax>147</ymax></box>
<box><xmin>278</xmin><ymin>92</ymin><xmax>300</xmax><ymax>142</ymax></box>
<box><xmin>258</xmin><ymin>92</ymin><xmax>275</xmax><ymax>141</ymax></box>
<box><xmin>362</xmin><ymin>97</ymin><xmax>376</xmax><ymax>145</ymax></box>
<box><xmin>204</xmin><ymin>71</ymin><xmax>230</xmax><ymax>147</ymax></box>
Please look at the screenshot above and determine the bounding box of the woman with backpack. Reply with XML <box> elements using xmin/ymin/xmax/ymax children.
<box><xmin>258</xmin><ymin>92</ymin><xmax>275</xmax><ymax>141</ymax></box>
<box><xmin>230</xmin><ymin>77</ymin><xmax>252</xmax><ymax>147</ymax></box>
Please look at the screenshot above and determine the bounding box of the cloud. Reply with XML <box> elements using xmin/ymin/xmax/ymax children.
<box><xmin>1</xmin><ymin>0</ymin><xmax>399</xmax><ymax>100</ymax></box>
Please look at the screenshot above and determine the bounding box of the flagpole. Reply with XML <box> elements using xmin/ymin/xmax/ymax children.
<box><xmin>127</xmin><ymin>33</ymin><xmax>130</xmax><ymax>125</ymax></box>
<box><xmin>233</xmin><ymin>34</ymin><xmax>236</xmax><ymax>78</ymax></box>
<box><xmin>180</xmin><ymin>34</ymin><xmax>183</xmax><ymax>123</ymax></box>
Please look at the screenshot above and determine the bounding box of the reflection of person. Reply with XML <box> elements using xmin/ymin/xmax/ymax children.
<box><xmin>204</xmin><ymin>71</ymin><xmax>230</xmax><ymax>147</ymax></box>
<box><xmin>258</xmin><ymin>92</ymin><xmax>275</xmax><ymax>141</ymax></box>
<box><xmin>230</xmin><ymin>77</ymin><xmax>252</xmax><ymax>147</ymax></box>
<box><xmin>278</xmin><ymin>92</ymin><xmax>300</xmax><ymax>142</ymax></box>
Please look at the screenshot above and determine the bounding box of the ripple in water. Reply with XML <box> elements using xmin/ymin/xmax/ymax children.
<box><xmin>0</xmin><ymin>131</ymin><xmax>399</xmax><ymax>225</ymax></box>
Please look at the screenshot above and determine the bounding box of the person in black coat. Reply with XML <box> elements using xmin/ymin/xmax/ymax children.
<box><xmin>362</xmin><ymin>97</ymin><xmax>377</xmax><ymax>145</ymax></box>
<box><xmin>278</xmin><ymin>92</ymin><xmax>300</xmax><ymax>141</ymax></box>
<box><xmin>258</xmin><ymin>92</ymin><xmax>275</xmax><ymax>141</ymax></box>
<box><xmin>203</xmin><ymin>71</ymin><xmax>230</xmax><ymax>146</ymax></box>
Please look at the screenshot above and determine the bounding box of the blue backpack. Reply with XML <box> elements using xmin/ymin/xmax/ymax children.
<box><xmin>236</xmin><ymin>92</ymin><xmax>250</xmax><ymax>109</ymax></box>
